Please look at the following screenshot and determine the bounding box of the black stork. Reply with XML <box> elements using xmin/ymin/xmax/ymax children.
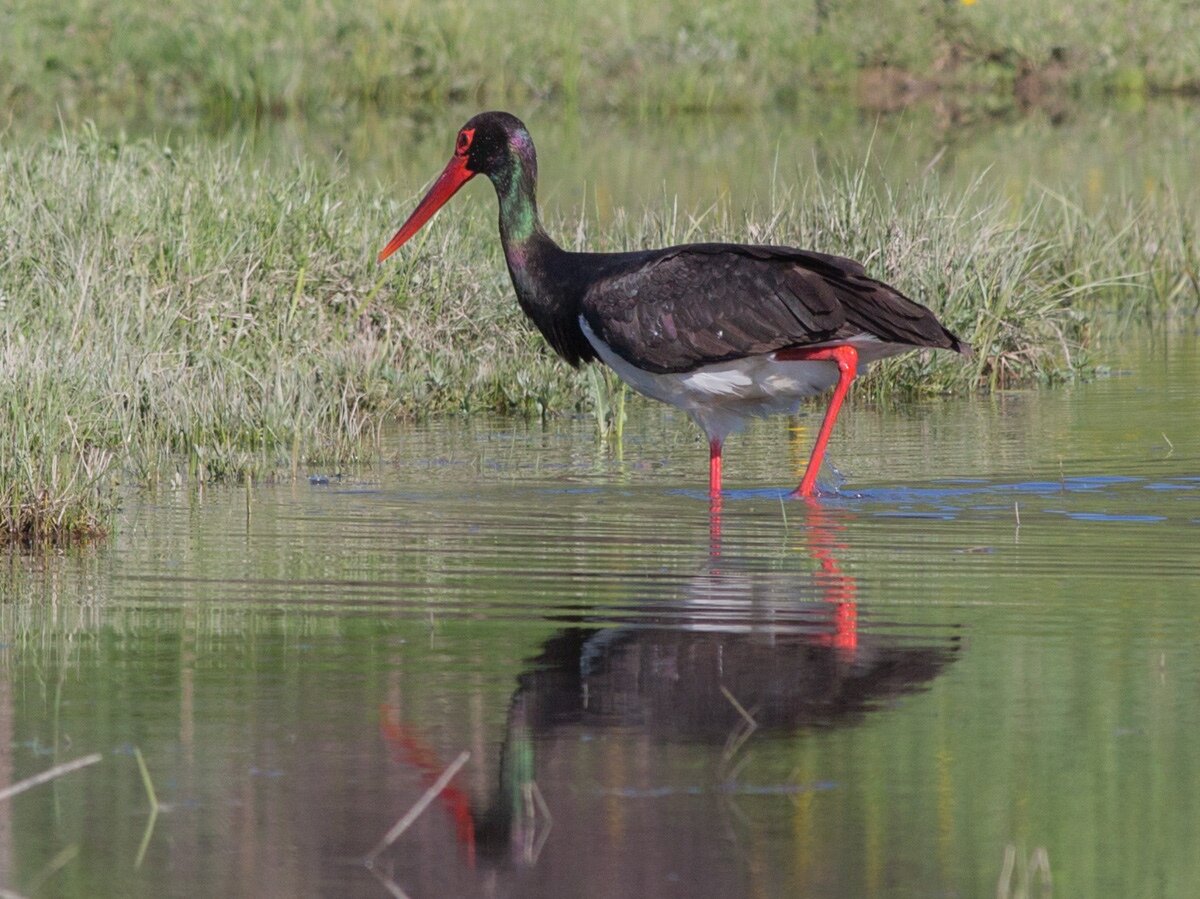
<box><xmin>379</xmin><ymin>112</ymin><xmax>971</xmax><ymax>497</ymax></box>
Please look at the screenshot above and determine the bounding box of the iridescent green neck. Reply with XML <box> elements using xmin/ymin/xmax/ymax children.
<box><xmin>492</xmin><ymin>131</ymin><xmax>545</xmax><ymax>249</ymax></box>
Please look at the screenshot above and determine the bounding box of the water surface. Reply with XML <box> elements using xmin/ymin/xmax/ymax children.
<box><xmin>2</xmin><ymin>329</ymin><xmax>1197</xmax><ymax>897</ymax></box>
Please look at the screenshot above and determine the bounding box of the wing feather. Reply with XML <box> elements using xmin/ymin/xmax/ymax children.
<box><xmin>581</xmin><ymin>243</ymin><xmax>967</xmax><ymax>374</ymax></box>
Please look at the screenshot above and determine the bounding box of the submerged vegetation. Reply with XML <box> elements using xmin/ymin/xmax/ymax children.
<box><xmin>2</xmin><ymin>0</ymin><xmax>1200</xmax><ymax>123</ymax></box>
<box><xmin>1</xmin><ymin>132</ymin><xmax>1196</xmax><ymax>544</ymax></box>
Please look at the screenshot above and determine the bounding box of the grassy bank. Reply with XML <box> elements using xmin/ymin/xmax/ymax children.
<box><xmin>2</xmin><ymin>0</ymin><xmax>1199</xmax><ymax>123</ymax></box>
<box><xmin>1</xmin><ymin>132</ymin><xmax>1196</xmax><ymax>545</ymax></box>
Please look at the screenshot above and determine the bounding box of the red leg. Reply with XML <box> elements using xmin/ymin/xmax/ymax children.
<box><xmin>775</xmin><ymin>345</ymin><xmax>859</xmax><ymax>498</ymax></box>
<box><xmin>709</xmin><ymin>438</ymin><xmax>723</xmax><ymax>497</ymax></box>
<box><xmin>706</xmin><ymin>439</ymin><xmax>723</xmax><ymax>559</ymax></box>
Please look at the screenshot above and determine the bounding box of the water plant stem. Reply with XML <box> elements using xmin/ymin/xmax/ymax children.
<box><xmin>0</xmin><ymin>754</ymin><xmax>104</xmax><ymax>803</ymax></box>
<box><xmin>364</xmin><ymin>751</ymin><xmax>470</xmax><ymax>865</ymax></box>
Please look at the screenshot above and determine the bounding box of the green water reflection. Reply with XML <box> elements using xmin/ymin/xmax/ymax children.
<box><xmin>1</xmin><ymin>329</ymin><xmax>1197</xmax><ymax>897</ymax></box>
<box><xmin>18</xmin><ymin>100</ymin><xmax>1200</xmax><ymax>219</ymax></box>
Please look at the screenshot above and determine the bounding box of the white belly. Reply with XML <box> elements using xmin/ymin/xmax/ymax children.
<box><xmin>580</xmin><ymin>316</ymin><xmax>899</xmax><ymax>444</ymax></box>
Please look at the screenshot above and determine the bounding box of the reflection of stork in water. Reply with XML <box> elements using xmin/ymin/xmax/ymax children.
<box><xmin>377</xmin><ymin>505</ymin><xmax>959</xmax><ymax>877</ymax></box>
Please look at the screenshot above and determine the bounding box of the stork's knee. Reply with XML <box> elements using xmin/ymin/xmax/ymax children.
<box><xmin>834</xmin><ymin>345</ymin><xmax>858</xmax><ymax>375</ymax></box>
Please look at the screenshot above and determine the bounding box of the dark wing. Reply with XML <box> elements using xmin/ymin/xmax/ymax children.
<box><xmin>581</xmin><ymin>243</ymin><xmax>968</xmax><ymax>374</ymax></box>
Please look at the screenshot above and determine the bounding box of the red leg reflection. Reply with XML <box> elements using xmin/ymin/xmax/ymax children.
<box><xmin>379</xmin><ymin>704</ymin><xmax>477</xmax><ymax>867</ymax></box>
<box><xmin>708</xmin><ymin>488</ymin><xmax>723</xmax><ymax>561</ymax></box>
<box><xmin>801</xmin><ymin>500</ymin><xmax>859</xmax><ymax>654</ymax></box>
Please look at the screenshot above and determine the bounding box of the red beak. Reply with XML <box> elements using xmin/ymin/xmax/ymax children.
<box><xmin>377</xmin><ymin>154</ymin><xmax>476</xmax><ymax>263</ymax></box>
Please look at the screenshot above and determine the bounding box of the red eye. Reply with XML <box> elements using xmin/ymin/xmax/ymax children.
<box><xmin>456</xmin><ymin>128</ymin><xmax>475</xmax><ymax>154</ymax></box>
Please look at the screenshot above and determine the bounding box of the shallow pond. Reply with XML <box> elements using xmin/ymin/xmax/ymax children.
<box><xmin>1</xmin><ymin>327</ymin><xmax>1197</xmax><ymax>897</ymax></box>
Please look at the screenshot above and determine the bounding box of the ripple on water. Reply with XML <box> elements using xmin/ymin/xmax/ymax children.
<box><xmin>6</xmin><ymin>331</ymin><xmax>1200</xmax><ymax>899</ymax></box>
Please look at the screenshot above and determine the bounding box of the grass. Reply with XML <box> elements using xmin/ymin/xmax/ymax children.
<box><xmin>1</xmin><ymin>130</ymin><xmax>1197</xmax><ymax>545</ymax></box>
<box><xmin>2</xmin><ymin>0</ymin><xmax>1200</xmax><ymax>124</ymax></box>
